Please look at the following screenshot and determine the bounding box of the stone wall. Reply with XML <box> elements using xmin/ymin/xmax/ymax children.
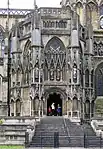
<box><xmin>0</xmin><ymin>117</ymin><xmax>39</xmax><ymax>145</ymax></box>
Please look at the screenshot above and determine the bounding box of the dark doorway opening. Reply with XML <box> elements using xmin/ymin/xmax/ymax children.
<box><xmin>47</xmin><ymin>93</ymin><xmax>62</xmax><ymax>116</ymax></box>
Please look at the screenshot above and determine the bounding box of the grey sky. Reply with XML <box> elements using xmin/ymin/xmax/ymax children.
<box><xmin>0</xmin><ymin>0</ymin><xmax>61</xmax><ymax>9</ymax></box>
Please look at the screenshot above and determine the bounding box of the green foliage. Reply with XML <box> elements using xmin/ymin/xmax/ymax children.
<box><xmin>0</xmin><ymin>146</ymin><xmax>24</xmax><ymax>149</ymax></box>
<box><xmin>95</xmin><ymin>98</ymin><xmax>103</xmax><ymax>114</ymax></box>
<box><xmin>0</xmin><ymin>119</ymin><xmax>4</xmax><ymax>125</ymax></box>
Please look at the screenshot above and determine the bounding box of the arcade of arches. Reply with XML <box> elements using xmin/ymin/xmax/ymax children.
<box><xmin>10</xmin><ymin>99</ymin><xmax>21</xmax><ymax>116</ymax></box>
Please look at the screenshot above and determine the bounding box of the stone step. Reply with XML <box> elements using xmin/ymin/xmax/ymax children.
<box><xmin>29</xmin><ymin>117</ymin><xmax>97</xmax><ymax>147</ymax></box>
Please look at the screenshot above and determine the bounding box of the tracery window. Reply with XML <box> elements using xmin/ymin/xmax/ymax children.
<box><xmin>93</xmin><ymin>42</ymin><xmax>103</xmax><ymax>56</ymax></box>
<box><xmin>23</xmin><ymin>40</ymin><xmax>31</xmax><ymax>84</ymax></box>
<box><xmin>44</xmin><ymin>37</ymin><xmax>66</xmax><ymax>81</ymax></box>
<box><xmin>76</xmin><ymin>2</ymin><xmax>83</xmax><ymax>25</ymax></box>
<box><xmin>87</xmin><ymin>2</ymin><xmax>98</xmax><ymax>28</ymax></box>
<box><xmin>95</xmin><ymin>63</ymin><xmax>103</xmax><ymax>96</ymax></box>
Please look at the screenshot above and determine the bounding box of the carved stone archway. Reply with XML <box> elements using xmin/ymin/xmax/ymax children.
<box><xmin>44</xmin><ymin>87</ymin><xmax>67</xmax><ymax>115</ymax></box>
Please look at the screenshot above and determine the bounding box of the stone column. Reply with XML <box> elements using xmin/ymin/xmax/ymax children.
<box><xmin>29</xmin><ymin>99</ymin><xmax>31</xmax><ymax>116</ymax></box>
<box><xmin>14</xmin><ymin>102</ymin><xmax>16</xmax><ymax>116</ymax></box>
<box><xmin>48</xmin><ymin>70</ymin><xmax>50</xmax><ymax>81</ymax></box>
<box><xmin>78</xmin><ymin>100</ymin><xmax>81</xmax><ymax>118</ymax></box>
<box><xmin>90</xmin><ymin>101</ymin><xmax>91</xmax><ymax>120</ymax></box>
<box><xmin>63</xmin><ymin>99</ymin><xmax>67</xmax><ymax>115</ymax></box>
<box><xmin>20</xmin><ymin>102</ymin><xmax>22</xmax><ymax>116</ymax></box>
<box><xmin>54</xmin><ymin>70</ymin><xmax>56</xmax><ymax>81</ymax></box>
<box><xmin>66</xmin><ymin>99</ymin><xmax>68</xmax><ymax>116</ymax></box>
<box><xmin>83</xmin><ymin>3</ymin><xmax>86</xmax><ymax>26</ymax></box>
<box><xmin>41</xmin><ymin>100</ymin><xmax>43</xmax><ymax>116</ymax></box>
<box><xmin>0</xmin><ymin>42</ymin><xmax>2</xmax><ymax>57</ymax></box>
<box><xmin>60</xmin><ymin>70</ymin><xmax>62</xmax><ymax>81</ymax></box>
<box><xmin>0</xmin><ymin>77</ymin><xmax>2</xmax><ymax>101</ymax></box>
<box><xmin>71</xmin><ymin>99</ymin><xmax>73</xmax><ymax>118</ymax></box>
<box><xmin>31</xmin><ymin>100</ymin><xmax>33</xmax><ymax>116</ymax></box>
<box><xmin>97</xmin><ymin>6</ymin><xmax>100</xmax><ymax>29</ymax></box>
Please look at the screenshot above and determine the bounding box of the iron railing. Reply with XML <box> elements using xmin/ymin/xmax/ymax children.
<box><xmin>25</xmin><ymin>132</ymin><xmax>103</xmax><ymax>148</ymax></box>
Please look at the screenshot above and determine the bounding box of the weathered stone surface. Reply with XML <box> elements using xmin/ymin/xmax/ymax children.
<box><xmin>0</xmin><ymin>0</ymin><xmax>102</xmax><ymax>118</ymax></box>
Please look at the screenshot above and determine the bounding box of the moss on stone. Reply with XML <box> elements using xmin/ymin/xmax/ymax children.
<box><xmin>95</xmin><ymin>98</ymin><xmax>103</xmax><ymax>113</ymax></box>
<box><xmin>0</xmin><ymin>146</ymin><xmax>24</xmax><ymax>149</ymax></box>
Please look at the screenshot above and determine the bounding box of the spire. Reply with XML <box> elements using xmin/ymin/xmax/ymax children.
<box><xmin>61</xmin><ymin>0</ymin><xmax>76</xmax><ymax>7</ymax></box>
<box><xmin>32</xmin><ymin>0</ymin><xmax>39</xmax><ymax>29</ymax></box>
<box><xmin>34</xmin><ymin>0</ymin><xmax>37</xmax><ymax>10</ymax></box>
<box><xmin>61</xmin><ymin>0</ymin><xmax>67</xmax><ymax>6</ymax></box>
<box><xmin>14</xmin><ymin>18</ymin><xmax>19</xmax><ymax>37</ymax></box>
<box><xmin>7</xmin><ymin>0</ymin><xmax>10</xmax><ymax>30</ymax></box>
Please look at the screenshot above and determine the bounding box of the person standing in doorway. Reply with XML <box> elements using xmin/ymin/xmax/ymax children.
<box><xmin>57</xmin><ymin>104</ymin><xmax>61</xmax><ymax>116</ymax></box>
<box><xmin>48</xmin><ymin>106</ymin><xmax>52</xmax><ymax>116</ymax></box>
<box><xmin>51</xmin><ymin>103</ymin><xmax>55</xmax><ymax>116</ymax></box>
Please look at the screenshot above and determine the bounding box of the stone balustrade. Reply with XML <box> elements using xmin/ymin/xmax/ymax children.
<box><xmin>0</xmin><ymin>116</ymin><xmax>39</xmax><ymax>145</ymax></box>
<box><xmin>39</xmin><ymin>8</ymin><xmax>61</xmax><ymax>16</ymax></box>
<box><xmin>91</xmin><ymin>120</ymin><xmax>103</xmax><ymax>137</ymax></box>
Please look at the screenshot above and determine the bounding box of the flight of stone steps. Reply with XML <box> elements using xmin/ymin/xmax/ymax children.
<box><xmin>82</xmin><ymin>123</ymin><xmax>102</xmax><ymax>148</ymax></box>
<box><xmin>65</xmin><ymin>119</ymin><xmax>84</xmax><ymax>147</ymax></box>
<box><xmin>29</xmin><ymin>117</ymin><xmax>102</xmax><ymax>148</ymax></box>
<box><xmin>29</xmin><ymin>117</ymin><xmax>84</xmax><ymax>147</ymax></box>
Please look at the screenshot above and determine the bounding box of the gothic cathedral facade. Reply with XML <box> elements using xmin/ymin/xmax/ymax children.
<box><xmin>0</xmin><ymin>0</ymin><xmax>103</xmax><ymax>119</ymax></box>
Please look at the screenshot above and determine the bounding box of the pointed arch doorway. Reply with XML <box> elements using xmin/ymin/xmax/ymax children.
<box><xmin>47</xmin><ymin>93</ymin><xmax>62</xmax><ymax>116</ymax></box>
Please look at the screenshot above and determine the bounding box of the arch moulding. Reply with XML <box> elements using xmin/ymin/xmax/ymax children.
<box><xmin>44</xmin><ymin>87</ymin><xmax>67</xmax><ymax>100</ymax></box>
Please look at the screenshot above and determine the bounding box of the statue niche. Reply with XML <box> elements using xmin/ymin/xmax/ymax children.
<box><xmin>56</xmin><ymin>67</ymin><xmax>61</xmax><ymax>81</ymax></box>
<box><xmin>35</xmin><ymin>60</ymin><xmax>39</xmax><ymax>82</ymax></box>
<box><xmin>50</xmin><ymin>67</ymin><xmax>54</xmax><ymax>81</ymax></box>
<box><xmin>35</xmin><ymin>67</ymin><xmax>39</xmax><ymax>81</ymax></box>
<box><xmin>73</xmin><ymin>63</ymin><xmax>77</xmax><ymax>83</ymax></box>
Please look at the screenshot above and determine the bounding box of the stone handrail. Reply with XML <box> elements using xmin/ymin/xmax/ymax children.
<box><xmin>91</xmin><ymin>120</ymin><xmax>102</xmax><ymax>137</ymax></box>
<box><xmin>0</xmin><ymin>116</ymin><xmax>38</xmax><ymax>124</ymax></box>
<box><xmin>26</xmin><ymin>125</ymin><xmax>35</xmax><ymax>144</ymax></box>
<box><xmin>25</xmin><ymin>117</ymin><xmax>39</xmax><ymax>147</ymax></box>
<box><xmin>63</xmin><ymin>118</ymin><xmax>70</xmax><ymax>143</ymax></box>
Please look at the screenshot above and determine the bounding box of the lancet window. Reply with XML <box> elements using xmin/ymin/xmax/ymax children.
<box><xmin>93</xmin><ymin>42</ymin><xmax>103</xmax><ymax>56</ymax></box>
<box><xmin>95</xmin><ymin>63</ymin><xmax>103</xmax><ymax>96</ymax></box>
<box><xmin>85</xmin><ymin>69</ymin><xmax>89</xmax><ymax>87</ymax></box>
<box><xmin>23</xmin><ymin>40</ymin><xmax>31</xmax><ymax>84</ymax></box>
<box><xmin>0</xmin><ymin>26</ymin><xmax>5</xmax><ymax>57</ymax></box>
<box><xmin>87</xmin><ymin>2</ymin><xmax>98</xmax><ymax>28</ymax></box>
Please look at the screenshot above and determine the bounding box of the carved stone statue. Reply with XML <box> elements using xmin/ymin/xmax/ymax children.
<box><xmin>56</xmin><ymin>67</ymin><xmax>61</xmax><ymax>81</ymax></box>
<box><xmin>73</xmin><ymin>64</ymin><xmax>77</xmax><ymax>82</ymax></box>
<box><xmin>50</xmin><ymin>67</ymin><xmax>54</xmax><ymax>80</ymax></box>
<box><xmin>35</xmin><ymin>67</ymin><xmax>39</xmax><ymax>80</ymax></box>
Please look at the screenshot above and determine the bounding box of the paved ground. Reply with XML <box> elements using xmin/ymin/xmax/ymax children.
<box><xmin>26</xmin><ymin>147</ymin><xmax>103</xmax><ymax>149</ymax></box>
